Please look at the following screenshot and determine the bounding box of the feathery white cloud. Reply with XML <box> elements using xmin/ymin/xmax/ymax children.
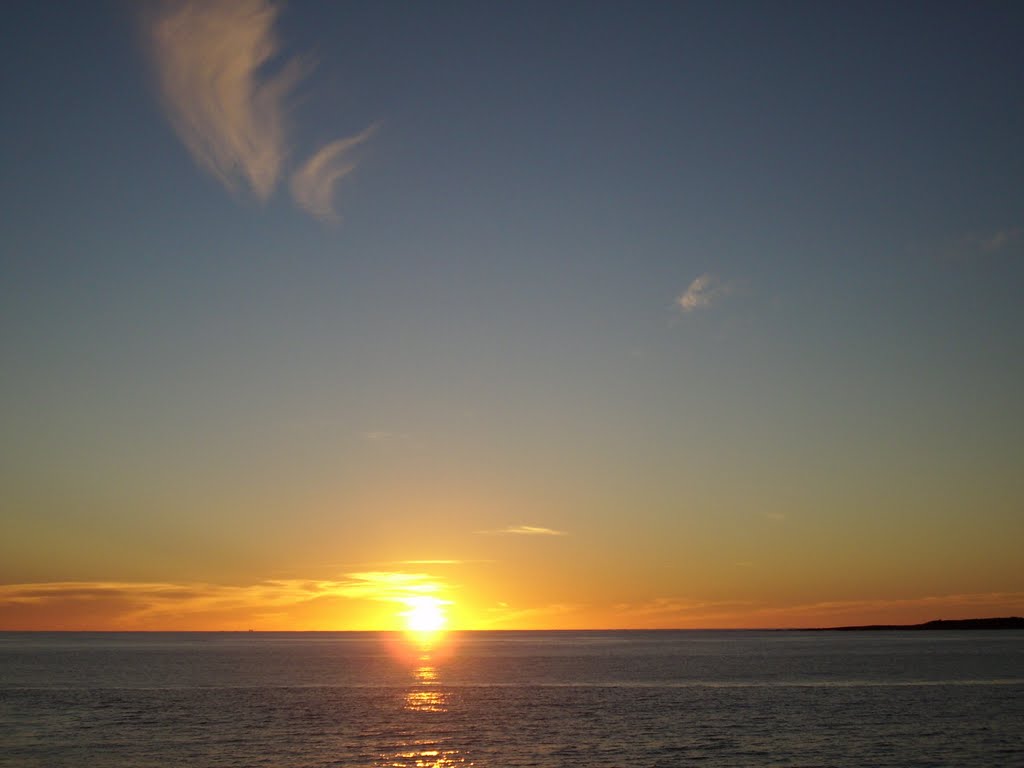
<box><xmin>147</xmin><ymin>0</ymin><xmax>304</xmax><ymax>200</ymax></box>
<box><xmin>291</xmin><ymin>126</ymin><xmax>376</xmax><ymax>221</ymax></box>
<box><xmin>677</xmin><ymin>273</ymin><xmax>731</xmax><ymax>312</ymax></box>
<box><xmin>145</xmin><ymin>0</ymin><xmax>373</xmax><ymax>220</ymax></box>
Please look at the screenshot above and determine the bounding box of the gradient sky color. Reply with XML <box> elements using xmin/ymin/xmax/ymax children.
<box><xmin>2</xmin><ymin>1</ymin><xmax>1022</xmax><ymax>630</ymax></box>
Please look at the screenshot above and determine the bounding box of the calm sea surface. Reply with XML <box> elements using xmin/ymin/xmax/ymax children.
<box><xmin>1</xmin><ymin>630</ymin><xmax>1022</xmax><ymax>767</ymax></box>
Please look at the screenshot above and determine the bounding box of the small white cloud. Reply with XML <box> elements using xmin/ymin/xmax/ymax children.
<box><xmin>677</xmin><ymin>273</ymin><xmax>731</xmax><ymax>312</ymax></box>
<box><xmin>477</xmin><ymin>525</ymin><xmax>567</xmax><ymax>536</ymax></box>
<box><xmin>940</xmin><ymin>227</ymin><xmax>1023</xmax><ymax>261</ymax></box>
<box><xmin>980</xmin><ymin>228</ymin><xmax>1021</xmax><ymax>253</ymax></box>
<box><xmin>290</xmin><ymin>126</ymin><xmax>376</xmax><ymax>222</ymax></box>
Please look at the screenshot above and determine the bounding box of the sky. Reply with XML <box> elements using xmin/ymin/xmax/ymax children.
<box><xmin>1</xmin><ymin>0</ymin><xmax>1022</xmax><ymax>631</ymax></box>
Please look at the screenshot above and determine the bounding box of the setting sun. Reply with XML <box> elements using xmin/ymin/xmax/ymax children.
<box><xmin>402</xmin><ymin>596</ymin><xmax>448</xmax><ymax>633</ymax></box>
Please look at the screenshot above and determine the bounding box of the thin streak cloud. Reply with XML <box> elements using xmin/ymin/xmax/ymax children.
<box><xmin>361</xmin><ymin>429</ymin><xmax>412</xmax><ymax>445</ymax></box>
<box><xmin>677</xmin><ymin>273</ymin><xmax>731</xmax><ymax>312</ymax></box>
<box><xmin>398</xmin><ymin>560</ymin><xmax>471</xmax><ymax>566</ymax></box>
<box><xmin>146</xmin><ymin>0</ymin><xmax>304</xmax><ymax>200</ymax></box>
<box><xmin>291</xmin><ymin>126</ymin><xmax>376</xmax><ymax>222</ymax></box>
<box><xmin>335</xmin><ymin>572</ymin><xmax>447</xmax><ymax>602</ymax></box>
<box><xmin>477</xmin><ymin>525</ymin><xmax>568</xmax><ymax>536</ymax></box>
<box><xmin>478</xmin><ymin>602</ymin><xmax>583</xmax><ymax>628</ymax></box>
<box><xmin>613</xmin><ymin>597</ymin><xmax>750</xmax><ymax>618</ymax></box>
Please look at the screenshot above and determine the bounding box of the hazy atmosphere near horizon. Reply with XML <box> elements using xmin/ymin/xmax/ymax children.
<box><xmin>1</xmin><ymin>0</ymin><xmax>1022</xmax><ymax>631</ymax></box>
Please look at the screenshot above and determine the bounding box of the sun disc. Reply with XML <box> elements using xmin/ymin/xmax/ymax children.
<box><xmin>403</xmin><ymin>597</ymin><xmax>447</xmax><ymax>633</ymax></box>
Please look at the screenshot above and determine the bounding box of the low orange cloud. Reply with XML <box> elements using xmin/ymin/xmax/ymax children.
<box><xmin>0</xmin><ymin>573</ymin><xmax>453</xmax><ymax>631</ymax></box>
<box><xmin>610</xmin><ymin>592</ymin><xmax>1024</xmax><ymax>629</ymax></box>
<box><xmin>2</xmin><ymin>580</ymin><xmax>1020</xmax><ymax>631</ymax></box>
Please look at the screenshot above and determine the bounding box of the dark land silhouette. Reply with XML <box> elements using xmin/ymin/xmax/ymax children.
<box><xmin>802</xmin><ymin>617</ymin><xmax>1024</xmax><ymax>631</ymax></box>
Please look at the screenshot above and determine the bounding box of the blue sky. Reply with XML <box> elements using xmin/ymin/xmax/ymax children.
<box><xmin>1</xmin><ymin>1</ymin><xmax>1022</xmax><ymax>629</ymax></box>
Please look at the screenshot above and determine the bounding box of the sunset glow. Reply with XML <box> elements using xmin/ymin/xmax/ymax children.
<box><xmin>1</xmin><ymin>3</ymin><xmax>1022</xmax><ymax>634</ymax></box>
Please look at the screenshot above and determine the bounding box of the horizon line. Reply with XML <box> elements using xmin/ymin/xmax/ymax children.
<box><xmin>4</xmin><ymin>616</ymin><xmax>1020</xmax><ymax>634</ymax></box>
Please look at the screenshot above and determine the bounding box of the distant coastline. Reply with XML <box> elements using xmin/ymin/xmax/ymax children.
<box><xmin>800</xmin><ymin>617</ymin><xmax>1024</xmax><ymax>631</ymax></box>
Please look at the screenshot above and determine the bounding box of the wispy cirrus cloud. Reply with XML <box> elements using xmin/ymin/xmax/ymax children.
<box><xmin>145</xmin><ymin>0</ymin><xmax>372</xmax><ymax>218</ymax></box>
<box><xmin>476</xmin><ymin>525</ymin><xmax>567</xmax><ymax>536</ymax></box>
<box><xmin>291</xmin><ymin>125</ymin><xmax>376</xmax><ymax>221</ymax></box>
<box><xmin>676</xmin><ymin>273</ymin><xmax>732</xmax><ymax>312</ymax></box>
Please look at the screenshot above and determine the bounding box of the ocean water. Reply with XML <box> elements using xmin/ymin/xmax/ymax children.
<box><xmin>1</xmin><ymin>630</ymin><xmax>1022</xmax><ymax>767</ymax></box>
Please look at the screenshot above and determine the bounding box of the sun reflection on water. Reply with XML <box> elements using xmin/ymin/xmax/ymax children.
<box><xmin>404</xmin><ymin>662</ymin><xmax>447</xmax><ymax>713</ymax></box>
<box><xmin>377</xmin><ymin>744</ymin><xmax>471</xmax><ymax>767</ymax></box>
<box><xmin>375</xmin><ymin>632</ymin><xmax>471</xmax><ymax>766</ymax></box>
<box><xmin>413</xmin><ymin>663</ymin><xmax>437</xmax><ymax>684</ymax></box>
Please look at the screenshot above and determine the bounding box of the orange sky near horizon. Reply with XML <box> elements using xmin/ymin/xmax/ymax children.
<box><xmin>2</xmin><ymin>571</ymin><xmax>1022</xmax><ymax>632</ymax></box>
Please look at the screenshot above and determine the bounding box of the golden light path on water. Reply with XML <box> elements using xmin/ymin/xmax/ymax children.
<box><xmin>376</xmin><ymin>604</ymin><xmax>470</xmax><ymax>768</ymax></box>
<box><xmin>405</xmin><ymin>662</ymin><xmax>446</xmax><ymax>714</ymax></box>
